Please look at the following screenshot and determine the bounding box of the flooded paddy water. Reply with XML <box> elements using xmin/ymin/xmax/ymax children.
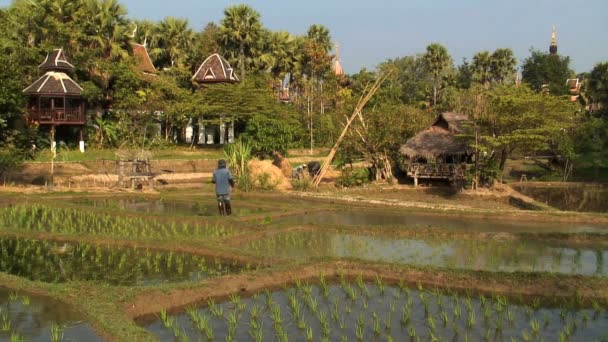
<box><xmin>0</xmin><ymin>237</ymin><xmax>244</xmax><ymax>285</ymax></box>
<box><xmin>241</xmin><ymin>230</ymin><xmax>608</xmax><ymax>276</ymax></box>
<box><xmin>0</xmin><ymin>287</ymin><xmax>100</xmax><ymax>341</ymax></box>
<box><xmin>144</xmin><ymin>282</ymin><xmax>608</xmax><ymax>341</ymax></box>
<box><xmin>269</xmin><ymin>209</ymin><xmax>608</xmax><ymax>234</ymax></box>
<box><xmin>68</xmin><ymin>197</ymin><xmax>271</xmax><ymax>217</ymax></box>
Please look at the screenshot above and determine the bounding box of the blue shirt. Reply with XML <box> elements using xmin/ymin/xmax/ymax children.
<box><xmin>212</xmin><ymin>167</ymin><xmax>233</xmax><ymax>195</ymax></box>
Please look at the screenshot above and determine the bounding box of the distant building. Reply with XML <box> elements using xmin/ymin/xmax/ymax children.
<box><xmin>399</xmin><ymin>112</ymin><xmax>470</xmax><ymax>186</ymax></box>
<box><xmin>23</xmin><ymin>48</ymin><xmax>86</xmax><ymax>152</ymax></box>
<box><xmin>332</xmin><ymin>43</ymin><xmax>345</xmax><ymax>77</ymax></box>
<box><xmin>131</xmin><ymin>43</ymin><xmax>158</xmax><ymax>77</ymax></box>
<box><xmin>549</xmin><ymin>25</ymin><xmax>558</xmax><ymax>55</ymax></box>
<box><xmin>192</xmin><ymin>53</ymin><xmax>239</xmax><ymax>145</ymax></box>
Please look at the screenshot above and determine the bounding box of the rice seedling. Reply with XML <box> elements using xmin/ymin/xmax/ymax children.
<box><xmin>1</xmin><ymin>314</ymin><xmax>11</xmax><ymax>332</ymax></box>
<box><xmin>372</xmin><ymin>312</ymin><xmax>381</xmax><ymax>335</ymax></box>
<box><xmin>208</xmin><ymin>299</ymin><xmax>224</xmax><ymax>318</ymax></box>
<box><xmin>10</xmin><ymin>333</ymin><xmax>25</xmax><ymax>342</ymax></box>
<box><xmin>50</xmin><ymin>323</ymin><xmax>64</xmax><ymax>342</ymax></box>
<box><xmin>306</xmin><ymin>326</ymin><xmax>313</xmax><ymax>342</ymax></box>
<box><xmin>355</xmin><ymin>324</ymin><xmax>364</xmax><ymax>341</ymax></box>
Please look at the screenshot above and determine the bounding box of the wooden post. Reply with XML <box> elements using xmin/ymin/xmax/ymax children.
<box><xmin>414</xmin><ymin>176</ymin><xmax>418</xmax><ymax>187</ymax></box>
<box><xmin>312</xmin><ymin>72</ymin><xmax>390</xmax><ymax>187</ymax></box>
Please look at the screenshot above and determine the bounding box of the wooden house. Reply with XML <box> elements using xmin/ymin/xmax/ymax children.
<box><xmin>399</xmin><ymin>112</ymin><xmax>470</xmax><ymax>186</ymax></box>
<box><xmin>23</xmin><ymin>48</ymin><xmax>86</xmax><ymax>152</ymax></box>
<box><xmin>191</xmin><ymin>53</ymin><xmax>239</xmax><ymax>145</ymax></box>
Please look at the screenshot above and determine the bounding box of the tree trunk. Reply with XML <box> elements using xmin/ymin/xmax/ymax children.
<box><xmin>239</xmin><ymin>44</ymin><xmax>245</xmax><ymax>82</ymax></box>
<box><xmin>499</xmin><ymin>148</ymin><xmax>508</xmax><ymax>172</ymax></box>
<box><xmin>433</xmin><ymin>79</ymin><xmax>437</xmax><ymax>106</ymax></box>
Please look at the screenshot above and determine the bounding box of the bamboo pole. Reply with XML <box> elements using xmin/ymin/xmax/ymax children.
<box><xmin>312</xmin><ymin>73</ymin><xmax>390</xmax><ymax>187</ymax></box>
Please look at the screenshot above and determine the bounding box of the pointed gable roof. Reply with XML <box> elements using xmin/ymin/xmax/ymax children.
<box><xmin>23</xmin><ymin>71</ymin><xmax>83</xmax><ymax>96</ymax></box>
<box><xmin>39</xmin><ymin>48</ymin><xmax>74</xmax><ymax>72</ymax></box>
<box><xmin>131</xmin><ymin>43</ymin><xmax>157</xmax><ymax>75</ymax></box>
<box><xmin>192</xmin><ymin>53</ymin><xmax>239</xmax><ymax>83</ymax></box>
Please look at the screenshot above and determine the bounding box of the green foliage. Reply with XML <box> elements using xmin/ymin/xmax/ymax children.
<box><xmin>521</xmin><ymin>49</ymin><xmax>573</xmax><ymax>95</ymax></box>
<box><xmin>587</xmin><ymin>62</ymin><xmax>608</xmax><ymax>115</ymax></box>
<box><xmin>291</xmin><ymin>177</ymin><xmax>313</xmax><ymax>191</ymax></box>
<box><xmin>223</xmin><ymin>139</ymin><xmax>252</xmax><ymax>178</ymax></box>
<box><xmin>335</xmin><ymin>168</ymin><xmax>370</xmax><ymax>188</ymax></box>
<box><xmin>574</xmin><ymin>117</ymin><xmax>608</xmax><ymax>172</ymax></box>
<box><xmin>241</xmin><ymin>112</ymin><xmax>303</xmax><ymax>156</ymax></box>
<box><xmin>254</xmin><ymin>172</ymin><xmax>278</xmax><ymax>190</ymax></box>
<box><xmin>0</xmin><ymin>149</ymin><xmax>23</xmax><ymax>179</ymax></box>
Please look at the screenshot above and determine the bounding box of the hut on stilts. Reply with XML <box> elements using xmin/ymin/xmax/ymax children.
<box><xmin>399</xmin><ymin>112</ymin><xmax>470</xmax><ymax>186</ymax></box>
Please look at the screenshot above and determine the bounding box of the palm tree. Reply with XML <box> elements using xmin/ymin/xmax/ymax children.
<box><xmin>490</xmin><ymin>48</ymin><xmax>517</xmax><ymax>84</ymax></box>
<box><xmin>306</xmin><ymin>24</ymin><xmax>331</xmax><ymax>53</ymax></box>
<box><xmin>80</xmin><ymin>0</ymin><xmax>130</xmax><ymax>60</ymax></box>
<box><xmin>423</xmin><ymin>43</ymin><xmax>452</xmax><ymax>106</ymax></box>
<box><xmin>266</xmin><ymin>31</ymin><xmax>301</xmax><ymax>77</ymax></box>
<box><xmin>219</xmin><ymin>4</ymin><xmax>263</xmax><ymax>81</ymax></box>
<box><xmin>472</xmin><ymin>51</ymin><xmax>492</xmax><ymax>88</ymax></box>
<box><xmin>155</xmin><ymin>17</ymin><xmax>194</xmax><ymax>69</ymax></box>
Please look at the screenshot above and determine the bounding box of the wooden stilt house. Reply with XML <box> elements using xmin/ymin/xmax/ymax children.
<box><xmin>399</xmin><ymin>112</ymin><xmax>470</xmax><ymax>186</ymax></box>
<box><xmin>23</xmin><ymin>48</ymin><xmax>86</xmax><ymax>152</ymax></box>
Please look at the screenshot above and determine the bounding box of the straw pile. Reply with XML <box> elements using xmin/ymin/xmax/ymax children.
<box><xmin>248</xmin><ymin>159</ymin><xmax>292</xmax><ymax>191</ymax></box>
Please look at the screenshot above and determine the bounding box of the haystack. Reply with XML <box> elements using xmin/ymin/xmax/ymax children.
<box><xmin>272</xmin><ymin>152</ymin><xmax>293</xmax><ymax>178</ymax></box>
<box><xmin>248</xmin><ymin>159</ymin><xmax>292</xmax><ymax>191</ymax></box>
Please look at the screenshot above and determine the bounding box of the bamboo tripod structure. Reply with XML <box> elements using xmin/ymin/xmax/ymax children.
<box><xmin>312</xmin><ymin>73</ymin><xmax>390</xmax><ymax>187</ymax></box>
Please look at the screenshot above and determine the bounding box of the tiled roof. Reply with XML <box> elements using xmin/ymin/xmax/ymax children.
<box><xmin>192</xmin><ymin>53</ymin><xmax>239</xmax><ymax>83</ymax></box>
<box><xmin>23</xmin><ymin>72</ymin><xmax>83</xmax><ymax>96</ymax></box>
<box><xmin>39</xmin><ymin>48</ymin><xmax>74</xmax><ymax>72</ymax></box>
<box><xmin>131</xmin><ymin>43</ymin><xmax>157</xmax><ymax>75</ymax></box>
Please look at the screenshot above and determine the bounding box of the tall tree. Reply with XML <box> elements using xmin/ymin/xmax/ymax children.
<box><xmin>490</xmin><ymin>48</ymin><xmax>517</xmax><ymax>84</ymax></box>
<box><xmin>188</xmin><ymin>22</ymin><xmax>220</xmax><ymax>74</ymax></box>
<box><xmin>521</xmin><ymin>48</ymin><xmax>573</xmax><ymax>95</ymax></box>
<box><xmin>471</xmin><ymin>51</ymin><xmax>492</xmax><ymax>88</ymax></box>
<box><xmin>219</xmin><ymin>4</ymin><xmax>263</xmax><ymax>81</ymax></box>
<box><xmin>155</xmin><ymin>17</ymin><xmax>194</xmax><ymax>69</ymax></box>
<box><xmin>587</xmin><ymin>61</ymin><xmax>608</xmax><ymax>115</ymax></box>
<box><xmin>306</xmin><ymin>24</ymin><xmax>331</xmax><ymax>53</ymax></box>
<box><xmin>423</xmin><ymin>43</ymin><xmax>452</xmax><ymax>106</ymax></box>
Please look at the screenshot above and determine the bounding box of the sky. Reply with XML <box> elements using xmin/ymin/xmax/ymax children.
<box><xmin>2</xmin><ymin>0</ymin><xmax>607</xmax><ymax>74</ymax></box>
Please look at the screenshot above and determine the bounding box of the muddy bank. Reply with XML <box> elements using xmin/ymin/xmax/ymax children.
<box><xmin>7</xmin><ymin>159</ymin><xmax>217</xmax><ymax>184</ymax></box>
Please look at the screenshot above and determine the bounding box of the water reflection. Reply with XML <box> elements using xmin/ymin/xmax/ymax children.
<box><xmin>243</xmin><ymin>231</ymin><xmax>608</xmax><ymax>276</ymax></box>
<box><xmin>0</xmin><ymin>288</ymin><xmax>101</xmax><ymax>341</ymax></box>
<box><xmin>270</xmin><ymin>210</ymin><xmax>607</xmax><ymax>233</ymax></box>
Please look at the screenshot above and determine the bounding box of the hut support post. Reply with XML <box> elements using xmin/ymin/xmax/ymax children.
<box><xmin>414</xmin><ymin>176</ymin><xmax>418</xmax><ymax>187</ymax></box>
<box><xmin>79</xmin><ymin>126</ymin><xmax>85</xmax><ymax>153</ymax></box>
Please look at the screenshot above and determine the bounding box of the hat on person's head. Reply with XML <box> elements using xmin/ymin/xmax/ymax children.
<box><xmin>218</xmin><ymin>159</ymin><xmax>227</xmax><ymax>168</ymax></box>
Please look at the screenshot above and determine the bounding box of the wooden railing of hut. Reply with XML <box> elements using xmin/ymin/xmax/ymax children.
<box><xmin>27</xmin><ymin>108</ymin><xmax>85</xmax><ymax>125</ymax></box>
<box><xmin>407</xmin><ymin>163</ymin><xmax>466</xmax><ymax>186</ymax></box>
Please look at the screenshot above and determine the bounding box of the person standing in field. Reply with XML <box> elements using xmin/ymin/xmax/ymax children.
<box><xmin>212</xmin><ymin>159</ymin><xmax>235</xmax><ymax>216</ymax></box>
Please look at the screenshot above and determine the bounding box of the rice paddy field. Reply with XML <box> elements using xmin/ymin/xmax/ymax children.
<box><xmin>0</xmin><ymin>185</ymin><xmax>607</xmax><ymax>341</ymax></box>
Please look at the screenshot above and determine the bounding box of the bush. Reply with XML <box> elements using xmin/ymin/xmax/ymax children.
<box><xmin>335</xmin><ymin>168</ymin><xmax>370</xmax><ymax>188</ymax></box>
<box><xmin>0</xmin><ymin>150</ymin><xmax>23</xmax><ymax>179</ymax></box>
<box><xmin>255</xmin><ymin>172</ymin><xmax>278</xmax><ymax>190</ymax></box>
<box><xmin>291</xmin><ymin>177</ymin><xmax>313</xmax><ymax>191</ymax></box>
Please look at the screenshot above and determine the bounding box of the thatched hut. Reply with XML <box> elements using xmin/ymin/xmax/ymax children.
<box><xmin>399</xmin><ymin>112</ymin><xmax>470</xmax><ymax>186</ymax></box>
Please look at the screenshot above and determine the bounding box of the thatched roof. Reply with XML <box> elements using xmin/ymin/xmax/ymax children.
<box><xmin>39</xmin><ymin>48</ymin><xmax>74</xmax><ymax>72</ymax></box>
<box><xmin>23</xmin><ymin>71</ymin><xmax>83</xmax><ymax>96</ymax></box>
<box><xmin>131</xmin><ymin>43</ymin><xmax>157</xmax><ymax>75</ymax></box>
<box><xmin>192</xmin><ymin>53</ymin><xmax>239</xmax><ymax>83</ymax></box>
<box><xmin>399</xmin><ymin>112</ymin><xmax>470</xmax><ymax>159</ymax></box>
